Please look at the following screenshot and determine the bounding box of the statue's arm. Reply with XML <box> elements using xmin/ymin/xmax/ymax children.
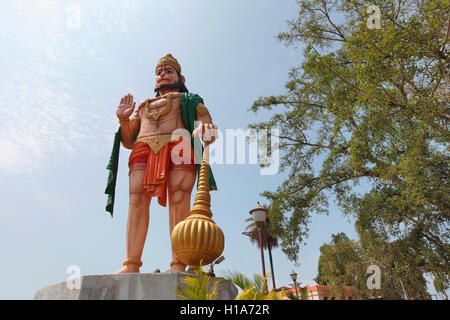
<box><xmin>194</xmin><ymin>102</ymin><xmax>217</xmax><ymax>143</ymax></box>
<box><xmin>196</xmin><ymin>102</ymin><xmax>213</xmax><ymax>124</ymax></box>
<box><xmin>120</xmin><ymin>114</ymin><xmax>140</xmax><ymax>149</ymax></box>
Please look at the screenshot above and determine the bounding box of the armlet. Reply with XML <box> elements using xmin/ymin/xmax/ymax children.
<box><xmin>196</xmin><ymin>105</ymin><xmax>211</xmax><ymax>117</ymax></box>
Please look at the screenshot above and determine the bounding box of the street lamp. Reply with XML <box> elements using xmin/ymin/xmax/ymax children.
<box><xmin>208</xmin><ymin>256</ymin><xmax>225</xmax><ymax>277</ymax></box>
<box><xmin>290</xmin><ymin>270</ymin><xmax>300</xmax><ymax>299</ymax></box>
<box><xmin>249</xmin><ymin>202</ymin><xmax>267</xmax><ymax>279</ymax></box>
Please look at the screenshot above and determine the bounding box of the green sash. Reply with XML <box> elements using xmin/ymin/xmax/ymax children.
<box><xmin>104</xmin><ymin>92</ymin><xmax>217</xmax><ymax>217</ymax></box>
<box><xmin>104</xmin><ymin>127</ymin><xmax>121</xmax><ymax>216</ymax></box>
<box><xmin>180</xmin><ymin>93</ymin><xmax>218</xmax><ymax>193</ymax></box>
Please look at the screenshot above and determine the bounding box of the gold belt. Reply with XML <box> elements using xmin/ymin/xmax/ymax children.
<box><xmin>135</xmin><ymin>135</ymin><xmax>181</xmax><ymax>154</ymax></box>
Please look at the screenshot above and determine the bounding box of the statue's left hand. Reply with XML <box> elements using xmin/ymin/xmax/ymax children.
<box><xmin>192</xmin><ymin>123</ymin><xmax>218</xmax><ymax>144</ymax></box>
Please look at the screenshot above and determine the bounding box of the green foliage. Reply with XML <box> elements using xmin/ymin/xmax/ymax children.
<box><xmin>223</xmin><ymin>270</ymin><xmax>284</xmax><ymax>300</ymax></box>
<box><xmin>315</xmin><ymin>233</ymin><xmax>367</xmax><ymax>298</ymax></box>
<box><xmin>299</xmin><ymin>285</ymin><xmax>309</xmax><ymax>300</ymax></box>
<box><xmin>176</xmin><ymin>267</ymin><xmax>285</xmax><ymax>300</ymax></box>
<box><xmin>286</xmin><ymin>285</ymin><xmax>309</xmax><ymax>300</ymax></box>
<box><xmin>286</xmin><ymin>292</ymin><xmax>299</xmax><ymax>300</ymax></box>
<box><xmin>250</xmin><ymin>0</ymin><xmax>449</xmax><ymax>296</ymax></box>
<box><xmin>315</xmin><ymin>232</ymin><xmax>435</xmax><ymax>299</ymax></box>
<box><xmin>244</xmin><ymin>216</ymin><xmax>280</xmax><ymax>250</ymax></box>
<box><xmin>175</xmin><ymin>261</ymin><xmax>222</xmax><ymax>300</ymax></box>
<box><xmin>222</xmin><ymin>270</ymin><xmax>255</xmax><ymax>292</ymax></box>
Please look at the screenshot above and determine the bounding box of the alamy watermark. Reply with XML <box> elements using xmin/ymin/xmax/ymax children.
<box><xmin>66</xmin><ymin>5</ymin><xmax>81</xmax><ymax>30</ymax></box>
<box><xmin>170</xmin><ymin>124</ymin><xmax>280</xmax><ymax>175</ymax></box>
<box><xmin>66</xmin><ymin>265</ymin><xmax>82</xmax><ymax>290</ymax></box>
<box><xmin>366</xmin><ymin>5</ymin><xmax>381</xmax><ymax>30</ymax></box>
<box><xmin>366</xmin><ymin>264</ymin><xmax>381</xmax><ymax>290</ymax></box>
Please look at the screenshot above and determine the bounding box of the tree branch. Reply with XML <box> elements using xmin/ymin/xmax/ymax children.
<box><xmin>320</xmin><ymin>0</ymin><xmax>347</xmax><ymax>41</ymax></box>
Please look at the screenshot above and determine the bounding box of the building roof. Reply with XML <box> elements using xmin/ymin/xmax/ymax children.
<box><xmin>283</xmin><ymin>285</ymin><xmax>357</xmax><ymax>296</ymax></box>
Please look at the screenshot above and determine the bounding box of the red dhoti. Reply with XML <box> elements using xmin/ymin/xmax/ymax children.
<box><xmin>128</xmin><ymin>137</ymin><xmax>196</xmax><ymax>207</ymax></box>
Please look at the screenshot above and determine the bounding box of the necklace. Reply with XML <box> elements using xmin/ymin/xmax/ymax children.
<box><xmin>145</xmin><ymin>93</ymin><xmax>172</xmax><ymax>120</ymax></box>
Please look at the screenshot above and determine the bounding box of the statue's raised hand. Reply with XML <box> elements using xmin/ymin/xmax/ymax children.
<box><xmin>116</xmin><ymin>93</ymin><xmax>136</xmax><ymax>121</ymax></box>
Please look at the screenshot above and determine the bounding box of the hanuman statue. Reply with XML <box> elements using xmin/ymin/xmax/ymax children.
<box><xmin>105</xmin><ymin>54</ymin><xmax>217</xmax><ymax>274</ymax></box>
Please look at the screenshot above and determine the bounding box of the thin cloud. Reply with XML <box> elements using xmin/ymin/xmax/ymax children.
<box><xmin>0</xmin><ymin>0</ymin><xmax>146</xmax><ymax>172</ymax></box>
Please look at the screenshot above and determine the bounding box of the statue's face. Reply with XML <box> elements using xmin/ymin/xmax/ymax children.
<box><xmin>155</xmin><ymin>65</ymin><xmax>179</xmax><ymax>86</ymax></box>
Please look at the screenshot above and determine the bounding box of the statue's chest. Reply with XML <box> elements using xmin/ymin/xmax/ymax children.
<box><xmin>141</xmin><ymin>96</ymin><xmax>181</xmax><ymax>121</ymax></box>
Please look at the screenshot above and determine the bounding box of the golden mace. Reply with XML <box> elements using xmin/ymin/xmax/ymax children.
<box><xmin>170</xmin><ymin>141</ymin><xmax>224</xmax><ymax>268</ymax></box>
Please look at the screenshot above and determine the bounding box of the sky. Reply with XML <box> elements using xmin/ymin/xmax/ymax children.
<box><xmin>0</xmin><ymin>0</ymin><xmax>440</xmax><ymax>300</ymax></box>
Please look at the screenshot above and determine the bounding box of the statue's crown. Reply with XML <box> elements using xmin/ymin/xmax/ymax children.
<box><xmin>156</xmin><ymin>54</ymin><xmax>181</xmax><ymax>73</ymax></box>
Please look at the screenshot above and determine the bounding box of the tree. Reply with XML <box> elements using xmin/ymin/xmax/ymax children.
<box><xmin>355</xmin><ymin>194</ymin><xmax>439</xmax><ymax>299</ymax></box>
<box><xmin>244</xmin><ymin>216</ymin><xmax>280</xmax><ymax>291</ymax></box>
<box><xmin>315</xmin><ymin>233</ymin><xmax>365</xmax><ymax>298</ymax></box>
<box><xmin>223</xmin><ymin>270</ymin><xmax>284</xmax><ymax>300</ymax></box>
<box><xmin>175</xmin><ymin>261</ymin><xmax>222</xmax><ymax>300</ymax></box>
<box><xmin>175</xmin><ymin>266</ymin><xmax>285</xmax><ymax>300</ymax></box>
<box><xmin>249</xmin><ymin>0</ymin><xmax>449</xmax><ymax>285</ymax></box>
<box><xmin>315</xmin><ymin>232</ymin><xmax>432</xmax><ymax>299</ymax></box>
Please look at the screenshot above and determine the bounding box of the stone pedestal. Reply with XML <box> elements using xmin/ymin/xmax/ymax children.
<box><xmin>34</xmin><ymin>272</ymin><xmax>238</xmax><ymax>300</ymax></box>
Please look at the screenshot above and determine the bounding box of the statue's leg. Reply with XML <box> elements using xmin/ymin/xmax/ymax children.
<box><xmin>166</xmin><ymin>167</ymin><xmax>196</xmax><ymax>272</ymax></box>
<box><xmin>114</xmin><ymin>167</ymin><xmax>151</xmax><ymax>274</ymax></box>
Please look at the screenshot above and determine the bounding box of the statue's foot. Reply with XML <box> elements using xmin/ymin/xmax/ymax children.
<box><xmin>164</xmin><ymin>263</ymin><xmax>186</xmax><ymax>273</ymax></box>
<box><xmin>113</xmin><ymin>264</ymin><xmax>140</xmax><ymax>274</ymax></box>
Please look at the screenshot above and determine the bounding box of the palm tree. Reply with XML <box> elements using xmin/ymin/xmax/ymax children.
<box><xmin>175</xmin><ymin>266</ymin><xmax>285</xmax><ymax>300</ymax></box>
<box><xmin>174</xmin><ymin>261</ymin><xmax>222</xmax><ymax>300</ymax></box>
<box><xmin>285</xmin><ymin>285</ymin><xmax>309</xmax><ymax>300</ymax></box>
<box><xmin>244</xmin><ymin>216</ymin><xmax>280</xmax><ymax>291</ymax></box>
<box><xmin>223</xmin><ymin>270</ymin><xmax>284</xmax><ymax>300</ymax></box>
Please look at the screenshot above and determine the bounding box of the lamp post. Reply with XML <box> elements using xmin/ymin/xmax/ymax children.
<box><xmin>249</xmin><ymin>202</ymin><xmax>267</xmax><ymax>279</ymax></box>
<box><xmin>290</xmin><ymin>270</ymin><xmax>300</xmax><ymax>299</ymax></box>
<box><xmin>208</xmin><ymin>255</ymin><xmax>225</xmax><ymax>277</ymax></box>
<box><xmin>243</xmin><ymin>202</ymin><xmax>278</xmax><ymax>292</ymax></box>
